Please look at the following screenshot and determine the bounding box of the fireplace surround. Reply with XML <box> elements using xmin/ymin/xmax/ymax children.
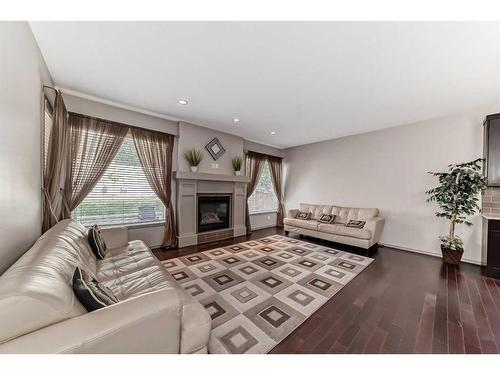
<box><xmin>175</xmin><ymin>171</ymin><xmax>249</xmax><ymax>247</ymax></box>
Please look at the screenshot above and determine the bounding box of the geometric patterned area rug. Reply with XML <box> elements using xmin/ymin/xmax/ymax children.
<box><xmin>161</xmin><ymin>234</ymin><xmax>374</xmax><ymax>354</ymax></box>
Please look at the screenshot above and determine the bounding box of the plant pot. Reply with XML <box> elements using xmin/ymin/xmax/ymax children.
<box><xmin>190</xmin><ymin>166</ymin><xmax>198</xmax><ymax>173</ymax></box>
<box><xmin>234</xmin><ymin>170</ymin><xmax>241</xmax><ymax>176</ymax></box>
<box><xmin>440</xmin><ymin>245</ymin><xmax>464</xmax><ymax>265</ymax></box>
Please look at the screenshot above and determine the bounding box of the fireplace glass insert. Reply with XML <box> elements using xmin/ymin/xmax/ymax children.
<box><xmin>197</xmin><ymin>195</ymin><xmax>231</xmax><ymax>233</ymax></box>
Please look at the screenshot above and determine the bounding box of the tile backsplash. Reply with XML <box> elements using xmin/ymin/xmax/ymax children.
<box><xmin>482</xmin><ymin>187</ymin><xmax>500</xmax><ymax>216</ymax></box>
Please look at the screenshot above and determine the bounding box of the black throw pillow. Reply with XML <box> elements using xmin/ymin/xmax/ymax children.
<box><xmin>318</xmin><ymin>214</ymin><xmax>336</xmax><ymax>224</ymax></box>
<box><xmin>295</xmin><ymin>211</ymin><xmax>311</xmax><ymax>220</ymax></box>
<box><xmin>345</xmin><ymin>220</ymin><xmax>366</xmax><ymax>228</ymax></box>
<box><xmin>88</xmin><ymin>224</ymin><xmax>107</xmax><ymax>260</ymax></box>
<box><xmin>72</xmin><ymin>267</ymin><xmax>117</xmax><ymax>312</ymax></box>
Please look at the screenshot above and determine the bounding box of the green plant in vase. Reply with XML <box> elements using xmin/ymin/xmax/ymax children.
<box><xmin>184</xmin><ymin>149</ymin><xmax>203</xmax><ymax>172</ymax></box>
<box><xmin>232</xmin><ymin>156</ymin><xmax>243</xmax><ymax>176</ymax></box>
<box><xmin>425</xmin><ymin>158</ymin><xmax>487</xmax><ymax>265</ymax></box>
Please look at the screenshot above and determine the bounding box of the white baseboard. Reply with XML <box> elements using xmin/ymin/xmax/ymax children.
<box><xmin>380</xmin><ymin>242</ymin><xmax>485</xmax><ymax>266</ymax></box>
<box><xmin>251</xmin><ymin>224</ymin><xmax>278</xmax><ymax>231</ymax></box>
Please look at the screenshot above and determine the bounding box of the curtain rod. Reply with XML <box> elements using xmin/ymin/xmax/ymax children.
<box><xmin>68</xmin><ymin>111</ymin><xmax>179</xmax><ymax>138</ymax></box>
<box><xmin>245</xmin><ymin>150</ymin><xmax>283</xmax><ymax>160</ymax></box>
<box><xmin>43</xmin><ymin>85</ymin><xmax>58</xmax><ymax>92</ymax></box>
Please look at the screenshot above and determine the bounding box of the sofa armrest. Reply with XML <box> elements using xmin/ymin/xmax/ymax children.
<box><xmin>0</xmin><ymin>289</ymin><xmax>182</xmax><ymax>354</ymax></box>
<box><xmin>287</xmin><ymin>209</ymin><xmax>299</xmax><ymax>218</ymax></box>
<box><xmin>101</xmin><ymin>226</ymin><xmax>129</xmax><ymax>249</ymax></box>
<box><xmin>364</xmin><ymin>217</ymin><xmax>385</xmax><ymax>245</ymax></box>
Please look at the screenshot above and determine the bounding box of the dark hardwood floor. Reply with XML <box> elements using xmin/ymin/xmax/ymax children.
<box><xmin>153</xmin><ymin>227</ymin><xmax>500</xmax><ymax>354</ymax></box>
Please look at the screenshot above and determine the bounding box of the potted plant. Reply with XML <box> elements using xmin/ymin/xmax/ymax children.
<box><xmin>232</xmin><ymin>156</ymin><xmax>243</xmax><ymax>176</ymax></box>
<box><xmin>426</xmin><ymin>158</ymin><xmax>487</xmax><ymax>265</ymax></box>
<box><xmin>184</xmin><ymin>149</ymin><xmax>203</xmax><ymax>172</ymax></box>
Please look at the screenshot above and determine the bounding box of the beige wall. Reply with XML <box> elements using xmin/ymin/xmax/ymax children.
<box><xmin>244</xmin><ymin>140</ymin><xmax>284</xmax><ymax>158</ymax></box>
<box><xmin>62</xmin><ymin>93</ymin><xmax>178</xmax><ymax>134</ymax></box>
<box><xmin>0</xmin><ymin>22</ymin><xmax>54</xmax><ymax>274</ymax></box>
<box><xmin>63</xmin><ymin>93</ymin><xmax>179</xmax><ymax>170</ymax></box>
<box><xmin>178</xmin><ymin>122</ymin><xmax>283</xmax><ymax>234</ymax></box>
<box><xmin>284</xmin><ymin>104</ymin><xmax>500</xmax><ymax>265</ymax></box>
<box><xmin>178</xmin><ymin>121</ymin><xmax>245</xmax><ymax>175</ymax></box>
<box><xmin>250</xmin><ymin>212</ymin><xmax>278</xmax><ymax>230</ymax></box>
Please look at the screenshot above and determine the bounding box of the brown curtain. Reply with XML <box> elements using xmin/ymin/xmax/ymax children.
<box><xmin>245</xmin><ymin>151</ymin><xmax>266</xmax><ymax>234</ymax></box>
<box><xmin>62</xmin><ymin>113</ymin><xmax>128</xmax><ymax>219</ymax></box>
<box><xmin>42</xmin><ymin>90</ymin><xmax>68</xmax><ymax>232</ymax></box>
<box><xmin>131</xmin><ymin>128</ymin><xmax>177</xmax><ymax>248</ymax></box>
<box><xmin>268</xmin><ymin>156</ymin><xmax>284</xmax><ymax>227</ymax></box>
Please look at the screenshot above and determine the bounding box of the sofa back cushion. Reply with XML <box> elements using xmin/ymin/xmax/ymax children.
<box><xmin>0</xmin><ymin>219</ymin><xmax>96</xmax><ymax>344</ymax></box>
<box><xmin>299</xmin><ymin>204</ymin><xmax>333</xmax><ymax>220</ymax></box>
<box><xmin>331</xmin><ymin>206</ymin><xmax>379</xmax><ymax>224</ymax></box>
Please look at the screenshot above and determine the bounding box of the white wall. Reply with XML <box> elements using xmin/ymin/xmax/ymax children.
<box><xmin>284</xmin><ymin>104</ymin><xmax>500</xmax><ymax>265</ymax></box>
<box><xmin>0</xmin><ymin>22</ymin><xmax>54</xmax><ymax>274</ymax></box>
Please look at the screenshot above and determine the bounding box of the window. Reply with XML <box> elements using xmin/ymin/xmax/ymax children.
<box><xmin>74</xmin><ymin>132</ymin><xmax>165</xmax><ymax>227</ymax></box>
<box><xmin>43</xmin><ymin>97</ymin><xmax>53</xmax><ymax>172</ymax></box>
<box><xmin>248</xmin><ymin>161</ymin><xmax>278</xmax><ymax>214</ymax></box>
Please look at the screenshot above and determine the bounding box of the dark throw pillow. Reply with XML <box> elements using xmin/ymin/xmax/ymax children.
<box><xmin>345</xmin><ymin>220</ymin><xmax>366</xmax><ymax>228</ymax></box>
<box><xmin>318</xmin><ymin>213</ymin><xmax>336</xmax><ymax>224</ymax></box>
<box><xmin>88</xmin><ymin>224</ymin><xmax>107</xmax><ymax>260</ymax></box>
<box><xmin>72</xmin><ymin>267</ymin><xmax>117</xmax><ymax>312</ymax></box>
<box><xmin>296</xmin><ymin>211</ymin><xmax>311</xmax><ymax>220</ymax></box>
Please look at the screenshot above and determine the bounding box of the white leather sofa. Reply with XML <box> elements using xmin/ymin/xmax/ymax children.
<box><xmin>284</xmin><ymin>203</ymin><xmax>385</xmax><ymax>252</ymax></box>
<box><xmin>0</xmin><ymin>219</ymin><xmax>211</xmax><ymax>354</ymax></box>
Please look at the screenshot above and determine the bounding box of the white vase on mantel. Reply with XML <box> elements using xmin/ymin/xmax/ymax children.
<box><xmin>190</xmin><ymin>166</ymin><xmax>198</xmax><ymax>173</ymax></box>
<box><xmin>234</xmin><ymin>170</ymin><xmax>241</xmax><ymax>176</ymax></box>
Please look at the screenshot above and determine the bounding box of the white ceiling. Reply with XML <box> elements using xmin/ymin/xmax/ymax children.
<box><xmin>30</xmin><ymin>22</ymin><xmax>500</xmax><ymax>148</ymax></box>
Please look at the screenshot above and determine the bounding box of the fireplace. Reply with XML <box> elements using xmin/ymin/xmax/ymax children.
<box><xmin>197</xmin><ymin>195</ymin><xmax>231</xmax><ymax>233</ymax></box>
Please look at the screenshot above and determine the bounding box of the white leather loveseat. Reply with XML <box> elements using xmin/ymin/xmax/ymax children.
<box><xmin>0</xmin><ymin>219</ymin><xmax>211</xmax><ymax>354</ymax></box>
<box><xmin>284</xmin><ymin>203</ymin><xmax>385</xmax><ymax>252</ymax></box>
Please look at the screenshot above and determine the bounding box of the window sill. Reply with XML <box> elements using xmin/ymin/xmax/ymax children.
<box><xmin>249</xmin><ymin>210</ymin><xmax>278</xmax><ymax>216</ymax></box>
<box><xmin>98</xmin><ymin>221</ymin><xmax>166</xmax><ymax>230</ymax></box>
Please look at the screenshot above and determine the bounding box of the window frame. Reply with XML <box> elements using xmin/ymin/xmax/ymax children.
<box><xmin>42</xmin><ymin>95</ymin><xmax>53</xmax><ymax>176</ymax></box>
<box><xmin>247</xmin><ymin>160</ymin><xmax>279</xmax><ymax>215</ymax></box>
<box><xmin>73</xmin><ymin>131</ymin><xmax>167</xmax><ymax>228</ymax></box>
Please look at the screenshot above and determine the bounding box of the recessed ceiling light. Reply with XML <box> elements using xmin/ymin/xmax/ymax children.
<box><xmin>233</xmin><ymin>118</ymin><xmax>240</xmax><ymax>123</ymax></box>
<box><xmin>270</xmin><ymin>131</ymin><xmax>276</xmax><ymax>135</ymax></box>
<box><xmin>178</xmin><ymin>99</ymin><xmax>188</xmax><ymax>105</ymax></box>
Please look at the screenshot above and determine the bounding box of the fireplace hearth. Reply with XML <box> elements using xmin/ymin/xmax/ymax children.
<box><xmin>197</xmin><ymin>195</ymin><xmax>231</xmax><ymax>233</ymax></box>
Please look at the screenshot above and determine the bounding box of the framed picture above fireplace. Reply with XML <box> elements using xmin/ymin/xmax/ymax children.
<box><xmin>205</xmin><ymin>137</ymin><xmax>226</xmax><ymax>160</ymax></box>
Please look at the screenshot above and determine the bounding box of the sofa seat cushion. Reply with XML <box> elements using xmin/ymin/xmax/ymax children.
<box><xmin>317</xmin><ymin>223</ymin><xmax>372</xmax><ymax>240</ymax></box>
<box><xmin>97</xmin><ymin>240</ymin><xmax>158</xmax><ymax>281</ymax></box>
<box><xmin>283</xmin><ymin>217</ymin><xmax>320</xmax><ymax>231</ymax></box>
<box><xmin>101</xmin><ymin>264</ymin><xmax>175</xmax><ymax>301</ymax></box>
<box><xmin>100</xmin><ymin>259</ymin><xmax>212</xmax><ymax>353</ymax></box>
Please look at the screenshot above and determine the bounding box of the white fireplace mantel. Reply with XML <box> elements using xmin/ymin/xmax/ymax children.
<box><xmin>174</xmin><ymin>171</ymin><xmax>250</xmax><ymax>183</ymax></box>
<box><xmin>174</xmin><ymin>171</ymin><xmax>248</xmax><ymax>247</ymax></box>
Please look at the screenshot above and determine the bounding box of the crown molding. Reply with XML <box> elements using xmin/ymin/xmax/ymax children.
<box><xmin>59</xmin><ymin>87</ymin><xmax>285</xmax><ymax>151</ymax></box>
<box><xmin>58</xmin><ymin>87</ymin><xmax>180</xmax><ymax>123</ymax></box>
